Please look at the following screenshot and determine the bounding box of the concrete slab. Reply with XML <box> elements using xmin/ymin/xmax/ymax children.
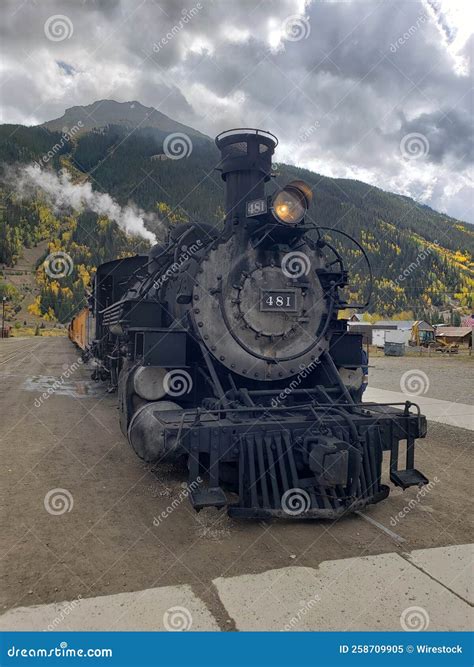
<box><xmin>407</xmin><ymin>544</ymin><xmax>473</xmax><ymax>605</ymax></box>
<box><xmin>364</xmin><ymin>387</ymin><xmax>474</xmax><ymax>431</ymax></box>
<box><xmin>213</xmin><ymin>554</ymin><xmax>473</xmax><ymax>631</ymax></box>
<box><xmin>0</xmin><ymin>585</ymin><xmax>219</xmax><ymax>631</ymax></box>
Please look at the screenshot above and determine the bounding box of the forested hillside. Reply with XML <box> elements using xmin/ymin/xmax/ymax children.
<box><xmin>0</xmin><ymin>102</ymin><xmax>472</xmax><ymax>325</ymax></box>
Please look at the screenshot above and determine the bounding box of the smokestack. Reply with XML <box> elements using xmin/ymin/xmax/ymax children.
<box><xmin>215</xmin><ymin>129</ymin><xmax>277</xmax><ymax>225</ymax></box>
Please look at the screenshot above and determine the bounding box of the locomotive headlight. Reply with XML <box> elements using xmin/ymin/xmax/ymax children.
<box><xmin>272</xmin><ymin>180</ymin><xmax>313</xmax><ymax>225</ymax></box>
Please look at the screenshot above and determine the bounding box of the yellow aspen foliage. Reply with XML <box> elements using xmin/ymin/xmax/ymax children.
<box><xmin>76</xmin><ymin>264</ymin><xmax>91</xmax><ymax>287</ymax></box>
<box><xmin>156</xmin><ymin>202</ymin><xmax>188</xmax><ymax>226</ymax></box>
<box><xmin>28</xmin><ymin>296</ymin><xmax>42</xmax><ymax>317</ymax></box>
<box><xmin>43</xmin><ymin>307</ymin><xmax>57</xmax><ymax>322</ymax></box>
<box><xmin>98</xmin><ymin>216</ymin><xmax>114</xmax><ymax>232</ymax></box>
<box><xmin>49</xmin><ymin>281</ymin><xmax>60</xmax><ymax>296</ymax></box>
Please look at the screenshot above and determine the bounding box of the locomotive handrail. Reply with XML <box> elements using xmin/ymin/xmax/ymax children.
<box><xmin>317</xmin><ymin>226</ymin><xmax>373</xmax><ymax>309</ymax></box>
<box><xmin>169</xmin><ymin>400</ymin><xmax>421</xmax><ymax>419</ymax></box>
<box><xmin>215</xmin><ymin>128</ymin><xmax>278</xmax><ymax>146</ymax></box>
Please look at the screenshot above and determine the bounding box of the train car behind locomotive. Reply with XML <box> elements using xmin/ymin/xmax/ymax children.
<box><xmin>68</xmin><ymin>306</ymin><xmax>94</xmax><ymax>353</ymax></box>
<box><xmin>71</xmin><ymin>128</ymin><xmax>429</xmax><ymax>519</ymax></box>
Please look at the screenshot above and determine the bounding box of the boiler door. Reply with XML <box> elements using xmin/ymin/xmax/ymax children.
<box><xmin>191</xmin><ymin>239</ymin><xmax>329</xmax><ymax>380</ymax></box>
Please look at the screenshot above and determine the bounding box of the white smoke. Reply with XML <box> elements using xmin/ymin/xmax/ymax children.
<box><xmin>13</xmin><ymin>165</ymin><xmax>157</xmax><ymax>244</ymax></box>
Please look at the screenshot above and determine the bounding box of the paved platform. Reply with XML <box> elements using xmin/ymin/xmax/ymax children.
<box><xmin>1</xmin><ymin>545</ymin><xmax>471</xmax><ymax>632</ymax></box>
<box><xmin>364</xmin><ymin>387</ymin><xmax>474</xmax><ymax>431</ymax></box>
<box><xmin>0</xmin><ymin>584</ymin><xmax>219</xmax><ymax>632</ymax></box>
<box><xmin>407</xmin><ymin>544</ymin><xmax>473</xmax><ymax>605</ymax></box>
<box><xmin>213</xmin><ymin>551</ymin><xmax>472</xmax><ymax>632</ymax></box>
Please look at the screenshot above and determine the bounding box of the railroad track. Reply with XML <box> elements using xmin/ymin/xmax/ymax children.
<box><xmin>0</xmin><ymin>339</ymin><xmax>43</xmax><ymax>366</ymax></box>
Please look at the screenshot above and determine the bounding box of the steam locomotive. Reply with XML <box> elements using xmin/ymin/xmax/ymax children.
<box><xmin>70</xmin><ymin>129</ymin><xmax>428</xmax><ymax>519</ymax></box>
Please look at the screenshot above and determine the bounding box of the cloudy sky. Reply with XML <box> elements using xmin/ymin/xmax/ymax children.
<box><xmin>1</xmin><ymin>0</ymin><xmax>473</xmax><ymax>221</ymax></box>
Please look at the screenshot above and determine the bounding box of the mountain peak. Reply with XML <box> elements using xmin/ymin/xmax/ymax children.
<box><xmin>40</xmin><ymin>99</ymin><xmax>206</xmax><ymax>138</ymax></box>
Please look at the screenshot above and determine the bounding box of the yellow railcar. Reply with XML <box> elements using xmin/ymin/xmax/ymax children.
<box><xmin>68</xmin><ymin>308</ymin><xmax>93</xmax><ymax>351</ymax></box>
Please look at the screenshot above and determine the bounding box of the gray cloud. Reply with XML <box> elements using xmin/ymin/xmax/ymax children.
<box><xmin>0</xmin><ymin>0</ymin><xmax>472</xmax><ymax>221</ymax></box>
<box><xmin>395</xmin><ymin>108</ymin><xmax>473</xmax><ymax>165</ymax></box>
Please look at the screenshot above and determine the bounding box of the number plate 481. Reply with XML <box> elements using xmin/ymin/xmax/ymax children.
<box><xmin>260</xmin><ymin>289</ymin><xmax>297</xmax><ymax>312</ymax></box>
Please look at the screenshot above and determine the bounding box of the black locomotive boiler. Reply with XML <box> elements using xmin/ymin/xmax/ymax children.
<box><xmin>77</xmin><ymin>128</ymin><xmax>429</xmax><ymax>519</ymax></box>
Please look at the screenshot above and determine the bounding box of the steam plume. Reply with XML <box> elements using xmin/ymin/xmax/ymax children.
<box><xmin>13</xmin><ymin>165</ymin><xmax>157</xmax><ymax>244</ymax></box>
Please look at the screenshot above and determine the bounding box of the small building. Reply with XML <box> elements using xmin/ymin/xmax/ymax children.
<box><xmin>347</xmin><ymin>322</ymin><xmax>391</xmax><ymax>346</ymax></box>
<box><xmin>348</xmin><ymin>313</ymin><xmax>369</xmax><ymax>322</ymax></box>
<box><xmin>375</xmin><ymin>320</ymin><xmax>415</xmax><ymax>330</ymax></box>
<box><xmin>372</xmin><ymin>320</ymin><xmax>415</xmax><ymax>348</ymax></box>
<box><xmin>435</xmin><ymin>326</ymin><xmax>472</xmax><ymax>347</ymax></box>
<box><xmin>346</xmin><ymin>322</ymin><xmax>373</xmax><ymax>345</ymax></box>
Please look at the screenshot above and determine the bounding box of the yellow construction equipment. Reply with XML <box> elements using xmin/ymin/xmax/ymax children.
<box><xmin>434</xmin><ymin>336</ymin><xmax>459</xmax><ymax>354</ymax></box>
<box><xmin>409</xmin><ymin>320</ymin><xmax>436</xmax><ymax>347</ymax></box>
<box><xmin>409</xmin><ymin>320</ymin><xmax>459</xmax><ymax>353</ymax></box>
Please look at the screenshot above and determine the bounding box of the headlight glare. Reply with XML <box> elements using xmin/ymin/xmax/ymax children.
<box><xmin>272</xmin><ymin>188</ymin><xmax>306</xmax><ymax>224</ymax></box>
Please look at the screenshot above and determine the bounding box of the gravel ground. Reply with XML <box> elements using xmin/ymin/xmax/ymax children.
<box><xmin>368</xmin><ymin>350</ymin><xmax>474</xmax><ymax>404</ymax></box>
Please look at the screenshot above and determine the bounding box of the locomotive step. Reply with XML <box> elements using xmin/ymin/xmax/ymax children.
<box><xmin>190</xmin><ymin>486</ymin><xmax>227</xmax><ymax>511</ymax></box>
<box><xmin>390</xmin><ymin>468</ymin><xmax>429</xmax><ymax>489</ymax></box>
